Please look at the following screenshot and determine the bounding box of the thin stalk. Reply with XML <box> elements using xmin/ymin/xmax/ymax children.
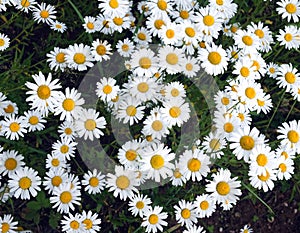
<box><xmin>266</xmin><ymin>90</ymin><xmax>285</xmax><ymax>130</ymax></box>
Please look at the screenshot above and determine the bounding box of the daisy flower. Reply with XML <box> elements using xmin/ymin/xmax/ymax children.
<box><xmin>116</xmin><ymin>38</ymin><xmax>135</xmax><ymax>57</ymax></box>
<box><xmin>142</xmin><ymin>110</ymin><xmax>169</xmax><ymax>140</ymax></box>
<box><xmin>3</xmin><ymin>101</ymin><xmax>18</xmax><ymax>117</ymax></box>
<box><xmin>240</xmin><ymin>224</ymin><xmax>253</xmax><ymax>233</ymax></box>
<box><xmin>206</xmin><ymin>168</ymin><xmax>242</xmax><ymax>204</ymax></box>
<box><xmin>0</xmin><ymin>150</ymin><xmax>25</xmax><ymax>177</ymax></box>
<box><xmin>229</xmin><ymin>126</ymin><xmax>265</xmax><ymax>162</ymax></box>
<box><xmin>46</xmin><ymin>47</ymin><xmax>68</xmax><ymax>72</ymax></box>
<box><xmin>134</xmin><ymin>27</ymin><xmax>152</xmax><ymax>45</ymax></box>
<box><xmin>140</xmin><ymin>142</ymin><xmax>175</xmax><ymax>182</ymax></box>
<box><xmin>209</xmin><ymin>0</ymin><xmax>237</xmax><ymax>20</ymax></box>
<box><xmin>255</xmin><ymin>92</ymin><xmax>273</xmax><ymax>114</ymax></box>
<box><xmin>266</xmin><ymin>62</ymin><xmax>279</xmax><ymax>78</ymax></box>
<box><xmin>50</xmin><ymin>20</ymin><xmax>67</xmax><ymax>33</ymax></box>
<box><xmin>276</xmin><ymin>156</ymin><xmax>294</xmax><ymax>180</ymax></box>
<box><xmin>174</xmin><ymin>199</ymin><xmax>198</xmax><ymax>229</ymax></box>
<box><xmin>91</xmin><ymin>39</ymin><xmax>112</xmax><ymax>62</ymax></box>
<box><xmin>159</xmin><ymin>22</ymin><xmax>181</xmax><ymax>45</ymax></box>
<box><xmin>161</xmin><ymin>98</ymin><xmax>190</xmax><ymax>127</ymax></box>
<box><xmin>96</xmin><ymin>77</ymin><xmax>120</xmax><ymax>103</ymax></box>
<box><xmin>2</xmin><ymin>115</ymin><xmax>27</xmax><ymax>140</ymax></box>
<box><xmin>43</xmin><ymin>167</ymin><xmax>68</xmax><ymax>194</ymax></box>
<box><xmin>65</xmin><ymin>43</ymin><xmax>95</xmax><ymax>71</ymax></box>
<box><xmin>130</xmin><ymin>48</ymin><xmax>158</xmax><ymax>77</ymax></box>
<box><xmin>198</xmin><ymin>43</ymin><xmax>228</xmax><ymax>76</ymax></box>
<box><xmin>157</xmin><ymin>46</ymin><xmax>184</xmax><ymax>75</ymax></box>
<box><xmin>117</xmin><ymin>139</ymin><xmax>142</xmax><ymax>170</ymax></box>
<box><xmin>8</xmin><ymin>166</ymin><xmax>41</xmax><ymax>200</ymax></box>
<box><xmin>61</xmin><ymin>212</ymin><xmax>85</xmax><ymax>233</ymax></box>
<box><xmin>182</xmin><ymin>56</ymin><xmax>201</xmax><ymax>78</ymax></box>
<box><xmin>276</xmin><ymin>25</ymin><xmax>300</xmax><ymax>50</ymax></box>
<box><xmin>106</xmin><ymin>165</ymin><xmax>138</xmax><ymax>200</ymax></box>
<box><xmin>128</xmin><ymin>193</ymin><xmax>152</xmax><ymax>217</ymax></box>
<box><xmin>194</xmin><ymin>194</ymin><xmax>216</xmax><ymax>218</ymax></box>
<box><xmin>147</xmin><ymin>0</ymin><xmax>174</xmax><ymax>20</ymax></box>
<box><xmin>81</xmin><ymin>210</ymin><xmax>102</xmax><ymax>233</ymax></box>
<box><xmin>22</xmin><ymin>109</ymin><xmax>46</xmax><ymax>132</ymax></box>
<box><xmin>232</xmin><ymin>56</ymin><xmax>259</xmax><ymax>81</ymax></box>
<box><xmin>249</xmin><ymin>167</ymin><xmax>277</xmax><ymax>192</ymax></box>
<box><xmin>214</xmin><ymin>91</ymin><xmax>236</xmax><ymax>111</ymax></box>
<box><xmin>179</xmin><ymin>148</ymin><xmax>211</xmax><ymax>182</ymax></box>
<box><xmin>25</xmin><ymin>71</ymin><xmax>61</xmax><ymax>115</ymax></box>
<box><xmin>32</xmin><ymin>2</ymin><xmax>56</xmax><ymax>25</ymax></box>
<box><xmin>141</xmin><ymin>205</ymin><xmax>168</xmax><ymax>233</ymax></box>
<box><xmin>83</xmin><ymin>16</ymin><xmax>101</xmax><ymax>33</ymax></box>
<box><xmin>202</xmin><ymin>132</ymin><xmax>226</xmax><ymax>159</ymax></box>
<box><xmin>183</xmin><ymin>225</ymin><xmax>206</xmax><ymax>233</ymax></box>
<box><xmin>277</xmin><ymin>0</ymin><xmax>300</xmax><ymax>22</ymax></box>
<box><xmin>163</xmin><ymin>81</ymin><xmax>186</xmax><ymax>101</ymax></box>
<box><xmin>74</xmin><ymin>108</ymin><xmax>106</xmax><ymax>141</ymax></box>
<box><xmin>277</xmin><ymin>120</ymin><xmax>300</xmax><ymax>153</ymax></box>
<box><xmin>98</xmin><ymin>0</ymin><xmax>130</xmax><ymax>17</ymax></box>
<box><xmin>0</xmin><ymin>33</ymin><xmax>10</xmax><ymax>51</ymax></box>
<box><xmin>45</xmin><ymin>153</ymin><xmax>68</xmax><ymax>171</ymax></box>
<box><xmin>53</xmin><ymin>87</ymin><xmax>85</xmax><ymax>121</ymax></box>
<box><xmin>110</xmin><ymin>15</ymin><xmax>131</xmax><ymax>33</ymax></box>
<box><xmin>146</xmin><ymin>15</ymin><xmax>169</xmax><ymax>37</ymax></box>
<box><xmin>52</xmin><ymin>137</ymin><xmax>77</xmax><ymax>160</ymax></box>
<box><xmin>15</xmin><ymin>0</ymin><xmax>36</xmax><ymax>13</ymax></box>
<box><xmin>50</xmin><ymin>182</ymin><xmax>81</xmax><ymax>214</ymax></box>
<box><xmin>170</xmin><ymin>161</ymin><xmax>187</xmax><ymax>186</ymax></box>
<box><xmin>276</xmin><ymin>63</ymin><xmax>299</xmax><ymax>92</ymax></box>
<box><xmin>0</xmin><ymin>92</ymin><xmax>9</xmax><ymax>116</ymax></box>
<box><xmin>82</xmin><ymin>169</ymin><xmax>106</xmax><ymax>195</ymax></box>
<box><xmin>0</xmin><ymin>214</ymin><xmax>18</xmax><ymax>233</ymax></box>
<box><xmin>58</xmin><ymin>120</ymin><xmax>77</xmax><ymax>141</ymax></box>
<box><xmin>234</xmin><ymin>29</ymin><xmax>260</xmax><ymax>55</ymax></box>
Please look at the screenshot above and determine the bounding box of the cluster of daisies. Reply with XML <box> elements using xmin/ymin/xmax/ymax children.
<box><xmin>1</xmin><ymin>0</ymin><xmax>300</xmax><ymax>232</ymax></box>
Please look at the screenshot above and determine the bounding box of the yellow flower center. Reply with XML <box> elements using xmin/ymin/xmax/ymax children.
<box><xmin>203</xmin><ymin>15</ymin><xmax>215</xmax><ymax>26</ymax></box>
<box><xmin>21</xmin><ymin>0</ymin><xmax>30</xmax><ymax>7</ymax></box>
<box><xmin>169</xmin><ymin>106</ymin><xmax>181</xmax><ymax>118</ymax></box>
<box><xmin>221</xmin><ymin>97</ymin><xmax>230</xmax><ymax>105</ymax></box>
<box><xmin>151</xmin><ymin>120</ymin><xmax>163</xmax><ymax>131</ymax></box>
<box><xmin>254</xmin><ymin>29</ymin><xmax>264</xmax><ymax>38</ymax></box>
<box><xmin>256</xmin><ymin>153</ymin><xmax>268</xmax><ymax>166</ymax></box>
<box><xmin>285</xmin><ymin>72</ymin><xmax>296</xmax><ymax>84</ymax></box>
<box><xmin>103</xmin><ymin>20</ymin><xmax>110</xmax><ymax>28</ymax></box>
<box><xmin>185</xmin><ymin>27</ymin><xmax>195</xmax><ymax>37</ymax></box>
<box><xmin>37</xmin><ymin>85</ymin><xmax>51</xmax><ymax>100</ymax></box>
<box><xmin>60</xmin><ymin>191</ymin><xmax>72</xmax><ymax>203</ymax></box>
<box><xmin>52</xmin><ymin>176</ymin><xmax>62</xmax><ymax>187</ymax></box>
<box><xmin>285</xmin><ymin>3</ymin><xmax>297</xmax><ymax>13</ymax></box>
<box><xmin>126</xmin><ymin>105</ymin><xmax>137</xmax><ymax>116</ymax></box>
<box><xmin>284</xmin><ymin>33</ymin><xmax>293</xmax><ymax>42</ymax></box>
<box><xmin>240</xmin><ymin>67</ymin><xmax>250</xmax><ymax>77</ymax></box>
<box><xmin>87</xmin><ymin>22</ymin><xmax>94</xmax><ymax>30</ymax></box>
<box><xmin>149</xmin><ymin>214</ymin><xmax>159</xmax><ymax>224</ymax></box>
<box><xmin>116</xmin><ymin>175</ymin><xmax>130</xmax><ymax>189</ymax></box>
<box><xmin>9</xmin><ymin>122</ymin><xmax>20</xmax><ymax>132</ymax></box>
<box><xmin>113</xmin><ymin>17</ymin><xmax>123</xmax><ymax>26</ymax></box>
<box><xmin>73</xmin><ymin>53</ymin><xmax>86</xmax><ymax>64</ymax></box>
<box><xmin>64</xmin><ymin>128</ymin><xmax>72</xmax><ymax>135</ymax></box>
<box><xmin>0</xmin><ymin>39</ymin><xmax>4</xmax><ymax>47</ymax></box>
<box><xmin>245</xmin><ymin>87</ymin><xmax>256</xmax><ymax>99</ymax></box>
<box><xmin>157</xmin><ymin>0</ymin><xmax>167</xmax><ymax>10</ymax></box>
<box><xmin>208</xmin><ymin>51</ymin><xmax>221</xmax><ymax>65</ymax></box>
<box><xmin>231</xmin><ymin>51</ymin><xmax>239</xmax><ymax>59</ymax></box>
<box><xmin>257</xmin><ymin>99</ymin><xmax>265</xmax><ymax>107</ymax></box>
<box><xmin>139</xmin><ymin>58</ymin><xmax>152</xmax><ymax>69</ymax></box>
<box><xmin>150</xmin><ymin>154</ymin><xmax>165</xmax><ymax>169</ymax></box>
<box><xmin>103</xmin><ymin>85</ymin><xmax>113</xmax><ymax>94</ymax></box>
<box><xmin>188</xmin><ymin>158</ymin><xmax>201</xmax><ymax>172</ymax></box>
<box><xmin>216</xmin><ymin>0</ymin><xmax>224</xmax><ymax>5</ymax></box>
<box><xmin>83</xmin><ymin>219</ymin><xmax>93</xmax><ymax>229</ymax></box>
<box><xmin>230</xmin><ymin>25</ymin><xmax>238</xmax><ymax>33</ymax></box>
<box><xmin>136</xmin><ymin>201</ymin><xmax>144</xmax><ymax>209</ymax></box>
<box><xmin>96</xmin><ymin>45</ymin><xmax>106</xmax><ymax>55</ymax></box>
<box><xmin>137</xmin><ymin>32</ymin><xmax>146</xmax><ymax>41</ymax></box>
<box><xmin>199</xmin><ymin>41</ymin><xmax>206</xmax><ymax>48</ymax></box>
<box><xmin>40</xmin><ymin>10</ymin><xmax>49</xmax><ymax>19</ymax></box>
<box><xmin>258</xmin><ymin>170</ymin><xmax>270</xmax><ymax>181</ymax></box>
<box><xmin>287</xmin><ymin>130</ymin><xmax>299</xmax><ymax>143</ymax></box>
<box><xmin>89</xmin><ymin>177</ymin><xmax>99</xmax><ymax>187</ymax></box>
<box><xmin>166</xmin><ymin>29</ymin><xmax>175</xmax><ymax>39</ymax></box>
<box><xmin>1</xmin><ymin>223</ymin><xmax>10</xmax><ymax>233</ymax></box>
<box><xmin>29</xmin><ymin>116</ymin><xmax>39</xmax><ymax>125</ymax></box>
<box><xmin>242</xmin><ymin>35</ymin><xmax>253</xmax><ymax>46</ymax></box>
<box><xmin>173</xmin><ymin>168</ymin><xmax>182</xmax><ymax>178</ymax></box>
<box><xmin>269</xmin><ymin>67</ymin><xmax>275</xmax><ymax>74</ymax></box>
<box><xmin>70</xmin><ymin>220</ymin><xmax>80</xmax><ymax>230</ymax></box>
<box><xmin>19</xmin><ymin>177</ymin><xmax>32</xmax><ymax>190</ymax></box>
<box><xmin>60</xmin><ymin>145</ymin><xmax>69</xmax><ymax>154</ymax></box>
<box><xmin>180</xmin><ymin>10</ymin><xmax>189</xmax><ymax>19</ymax></box>
<box><xmin>279</xmin><ymin>163</ymin><xmax>287</xmax><ymax>172</ymax></box>
<box><xmin>154</xmin><ymin>19</ymin><xmax>165</xmax><ymax>29</ymax></box>
<box><xmin>223</xmin><ymin>122</ymin><xmax>234</xmax><ymax>133</ymax></box>
<box><xmin>181</xmin><ymin>208</ymin><xmax>191</xmax><ymax>219</ymax></box>
<box><xmin>122</xmin><ymin>44</ymin><xmax>129</xmax><ymax>52</ymax></box>
<box><xmin>238</xmin><ymin>113</ymin><xmax>245</xmax><ymax>121</ymax></box>
<box><xmin>216</xmin><ymin>181</ymin><xmax>230</xmax><ymax>195</ymax></box>
<box><xmin>56</xmin><ymin>24</ymin><xmax>62</xmax><ymax>29</ymax></box>
<box><xmin>166</xmin><ymin>53</ymin><xmax>178</xmax><ymax>65</ymax></box>
<box><xmin>5</xmin><ymin>158</ymin><xmax>17</xmax><ymax>170</ymax></box>
<box><xmin>171</xmin><ymin>88</ymin><xmax>179</xmax><ymax>97</ymax></box>
<box><xmin>281</xmin><ymin>151</ymin><xmax>289</xmax><ymax>159</ymax></box>
<box><xmin>62</xmin><ymin>98</ymin><xmax>75</xmax><ymax>111</ymax></box>
<box><xmin>56</xmin><ymin>52</ymin><xmax>65</xmax><ymax>63</ymax></box>
<box><xmin>4</xmin><ymin>104</ymin><xmax>14</xmax><ymax>113</ymax></box>
<box><xmin>125</xmin><ymin>149</ymin><xmax>137</xmax><ymax>161</ymax></box>
<box><xmin>109</xmin><ymin>0</ymin><xmax>119</xmax><ymax>8</ymax></box>
<box><xmin>85</xmin><ymin>119</ymin><xmax>96</xmax><ymax>131</ymax></box>
<box><xmin>200</xmin><ymin>200</ymin><xmax>209</xmax><ymax>210</ymax></box>
<box><xmin>209</xmin><ymin>138</ymin><xmax>221</xmax><ymax>150</ymax></box>
<box><xmin>240</xmin><ymin>136</ymin><xmax>255</xmax><ymax>150</ymax></box>
<box><xmin>51</xmin><ymin>158</ymin><xmax>60</xmax><ymax>167</ymax></box>
<box><xmin>186</xmin><ymin>63</ymin><xmax>193</xmax><ymax>71</ymax></box>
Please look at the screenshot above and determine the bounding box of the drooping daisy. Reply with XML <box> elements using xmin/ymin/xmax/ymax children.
<box><xmin>116</xmin><ymin>38</ymin><xmax>135</xmax><ymax>57</ymax></box>
<box><xmin>276</xmin><ymin>63</ymin><xmax>299</xmax><ymax>92</ymax></box>
<box><xmin>276</xmin><ymin>25</ymin><xmax>300</xmax><ymax>50</ymax></box>
<box><xmin>65</xmin><ymin>43</ymin><xmax>95</xmax><ymax>71</ymax></box>
<box><xmin>130</xmin><ymin>48</ymin><xmax>158</xmax><ymax>77</ymax></box>
<box><xmin>50</xmin><ymin>182</ymin><xmax>81</xmax><ymax>214</ymax></box>
<box><xmin>249</xmin><ymin>167</ymin><xmax>277</xmax><ymax>192</ymax></box>
<box><xmin>61</xmin><ymin>212</ymin><xmax>85</xmax><ymax>233</ymax></box>
<box><xmin>0</xmin><ymin>33</ymin><xmax>10</xmax><ymax>51</ymax></box>
<box><xmin>98</xmin><ymin>0</ymin><xmax>130</xmax><ymax>17</ymax></box>
<box><xmin>46</xmin><ymin>47</ymin><xmax>68</xmax><ymax>72</ymax></box>
<box><xmin>52</xmin><ymin>137</ymin><xmax>77</xmax><ymax>161</ymax></box>
<box><xmin>83</xmin><ymin>16</ymin><xmax>101</xmax><ymax>33</ymax></box>
<box><xmin>157</xmin><ymin>46</ymin><xmax>185</xmax><ymax>75</ymax></box>
<box><xmin>22</xmin><ymin>109</ymin><xmax>46</xmax><ymax>132</ymax></box>
<box><xmin>91</xmin><ymin>39</ymin><xmax>112</xmax><ymax>62</ymax></box>
<box><xmin>277</xmin><ymin>0</ymin><xmax>300</xmax><ymax>22</ymax></box>
<box><xmin>0</xmin><ymin>214</ymin><xmax>18</xmax><ymax>233</ymax></box>
<box><xmin>198</xmin><ymin>43</ymin><xmax>228</xmax><ymax>76</ymax></box>
<box><xmin>141</xmin><ymin>205</ymin><xmax>168</xmax><ymax>233</ymax></box>
<box><xmin>32</xmin><ymin>2</ymin><xmax>56</xmax><ymax>24</ymax></box>
<box><xmin>174</xmin><ymin>199</ymin><xmax>198</xmax><ymax>229</ymax></box>
<box><xmin>128</xmin><ymin>193</ymin><xmax>152</xmax><ymax>217</ymax></box>
<box><xmin>8</xmin><ymin>166</ymin><xmax>41</xmax><ymax>200</ymax></box>
<box><xmin>277</xmin><ymin>120</ymin><xmax>300</xmax><ymax>153</ymax></box>
<box><xmin>206</xmin><ymin>168</ymin><xmax>242</xmax><ymax>205</ymax></box>
<box><xmin>2</xmin><ymin>115</ymin><xmax>27</xmax><ymax>140</ymax></box>
<box><xmin>74</xmin><ymin>108</ymin><xmax>106</xmax><ymax>141</ymax></box>
<box><xmin>194</xmin><ymin>194</ymin><xmax>216</xmax><ymax>218</ymax></box>
<box><xmin>25</xmin><ymin>71</ymin><xmax>61</xmax><ymax>115</ymax></box>
<box><xmin>117</xmin><ymin>139</ymin><xmax>142</xmax><ymax>170</ymax></box>
<box><xmin>43</xmin><ymin>167</ymin><xmax>68</xmax><ymax>194</ymax></box>
<box><xmin>53</xmin><ymin>87</ymin><xmax>85</xmax><ymax>122</ymax></box>
<box><xmin>106</xmin><ymin>165</ymin><xmax>138</xmax><ymax>200</ymax></box>
<box><xmin>255</xmin><ymin>92</ymin><xmax>273</xmax><ymax>114</ymax></box>
<box><xmin>82</xmin><ymin>169</ymin><xmax>106</xmax><ymax>195</ymax></box>
<box><xmin>50</xmin><ymin>20</ymin><xmax>67</xmax><ymax>33</ymax></box>
<box><xmin>179</xmin><ymin>148</ymin><xmax>211</xmax><ymax>182</ymax></box>
<box><xmin>0</xmin><ymin>150</ymin><xmax>25</xmax><ymax>177</ymax></box>
<box><xmin>58</xmin><ymin>120</ymin><xmax>77</xmax><ymax>141</ymax></box>
<box><xmin>81</xmin><ymin>210</ymin><xmax>102</xmax><ymax>233</ymax></box>
<box><xmin>0</xmin><ymin>92</ymin><xmax>9</xmax><ymax>116</ymax></box>
<box><xmin>140</xmin><ymin>142</ymin><xmax>175</xmax><ymax>182</ymax></box>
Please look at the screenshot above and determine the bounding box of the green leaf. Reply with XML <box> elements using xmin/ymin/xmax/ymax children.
<box><xmin>49</xmin><ymin>211</ymin><xmax>61</xmax><ymax>230</ymax></box>
<box><xmin>27</xmin><ymin>201</ymin><xmax>41</xmax><ymax>211</ymax></box>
